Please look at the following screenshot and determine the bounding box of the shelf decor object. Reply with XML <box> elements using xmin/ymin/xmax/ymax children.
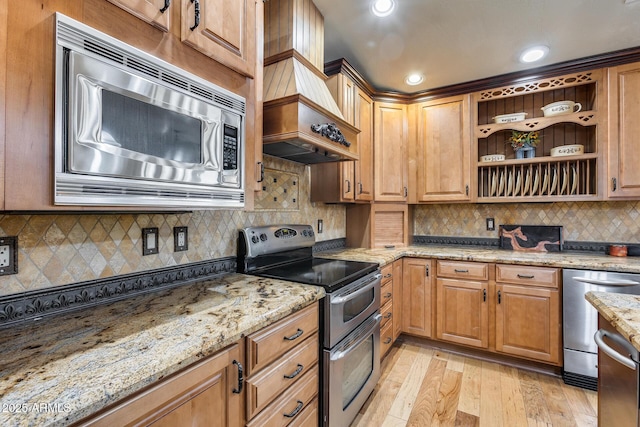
<box><xmin>541</xmin><ymin>100</ymin><xmax>582</xmax><ymax>117</ymax></box>
<box><xmin>509</xmin><ymin>130</ymin><xmax>539</xmax><ymax>159</ymax></box>
<box><xmin>492</xmin><ymin>112</ymin><xmax>527</xmax><ymax>123</ymax></box>
<box><xmin>550</xmin><ymin>144</ymin><xmax>584</xmax><ymax>157</ymax></box>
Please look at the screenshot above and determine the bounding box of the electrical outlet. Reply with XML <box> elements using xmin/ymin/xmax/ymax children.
<box><xmin>142</xmin><ymin>228</ymin><xmax>159</xmax><ymax>256</ymax></box>
<box><xmin>317</xmin><ymin>219</ymin><xmax>323</xmax><ymax>234</ymax></box>
<box><xmin>486</xmin><ymin>218</ymin><xmax>495</xmax><ymax>231</ymax></box>
<box><xmin>174</xmin><ymin>226</ymin><xmax>188</xmax><ymax>252</ymax></box>
<box><xmin>0</xmin><ymin>236</ymin><xmax>18</xmax><ymax>275</ymax></box>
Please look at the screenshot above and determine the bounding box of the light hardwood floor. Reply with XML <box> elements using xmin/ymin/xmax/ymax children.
<box><xmin>351</xmin><ymin>339</ymin><xmax>597</xmax><ymax>427</ymax></box>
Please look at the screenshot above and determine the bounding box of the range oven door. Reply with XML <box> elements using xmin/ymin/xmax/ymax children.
<box><xmin>323</xmin><ymin>313</ymin><xmax>381</xmax><ymax>427</ymax></box>
<box><xmin>324</xmin><ymin>272</ymin><xmax>381</xmax><ymax>349</ymax></box>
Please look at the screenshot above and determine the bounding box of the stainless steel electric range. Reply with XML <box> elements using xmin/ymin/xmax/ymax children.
<box><xmin>238</xmin><ymin>224</ymin><xmax>381</xmax><ymax>427</ymax></box>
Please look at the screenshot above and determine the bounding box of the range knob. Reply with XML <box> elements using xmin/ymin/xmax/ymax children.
<box><xmin>309</xmin><ymin>229</ymin><xmax>315</xmax><ymax>237</ymax></box>
<box><xmin>302</xmin><ymin>230</ymin><xmax>308</xmax><ymax>237</ymax></box>
<box><xmin>259</xmin><ymin>233</ymin><xmax>267</xmax><ymax>241</ymax></box>
<box><xmin>251</xmin><ymin>235</ymin><xmax>259</xmax><ymax>244</ymax></box>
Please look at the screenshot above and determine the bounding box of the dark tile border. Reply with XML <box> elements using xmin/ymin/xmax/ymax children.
<box><xmin>313</xmin><ymin>238</ymin><xmax>346</xmax><ymax>253</ymax></box>
<box><xmin>413</xmin><ymin>235</ymin><xmax>626</xmax><ymax>255</ymax></box>
<box><xmin>0</xmin><ymin>257</ymin><xmax>236</xmax><ymax>329</ymax></box>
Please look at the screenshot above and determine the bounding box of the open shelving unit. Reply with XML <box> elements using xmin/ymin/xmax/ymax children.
<box><xmin>472</xmin><ymin>70</ymin><xmax>606</xmax><ymax>202</ymax></box>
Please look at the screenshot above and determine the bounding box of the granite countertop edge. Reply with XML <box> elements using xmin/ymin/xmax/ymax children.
<box><xmin>586</xmin><ymin>291</ymin><xmax>640</xmax><ymax>352</ymax></box>
<box><xmin>0</xmin><ymin>273</ymin><xmax>325</xmax><ymax>427</ymax></box>
<box><xmin>316</xmin><ymin>245</ymin><xmax>640</xmax><ymax>273</ymax></box>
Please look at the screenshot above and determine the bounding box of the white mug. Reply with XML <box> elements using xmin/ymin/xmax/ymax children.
<box><xmin>541</xmin><ymin>101</ymin><xmax>582</xmax><ymax>117</ymax></box>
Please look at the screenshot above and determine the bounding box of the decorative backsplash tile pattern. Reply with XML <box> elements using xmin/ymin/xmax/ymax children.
<box><xmin>413</xmin><ymin>201</ymin><xmax>640</xmax><ymax>243</ymax></box>
<box><xmin>0</xmin><ymin>156</ymin><xmax>346</xmax><ymax>296</ymax></box>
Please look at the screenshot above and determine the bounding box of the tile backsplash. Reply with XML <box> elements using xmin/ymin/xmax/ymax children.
<box><xmin>0</xmin><ymin>157</ymin><xmax>346</xmax><ymax>296</ymax></box>
<box><xmin>413</xmin><ymin>201</ymin><xmax>640</xmax><ymax>243</ymax></box>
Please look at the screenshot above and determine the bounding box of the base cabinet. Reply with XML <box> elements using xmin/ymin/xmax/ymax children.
<box><xmin>401</xmin><ymin>258</ymin><xmax>434</xmax><ymax>338</ymax></box>
<box><xmin>77</xmin><ymin>343</ymin><xmax>245</xmax><ymax>427</ymax></box>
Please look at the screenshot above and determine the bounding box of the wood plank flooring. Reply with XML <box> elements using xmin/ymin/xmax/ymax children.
<box><xmin>351</xmin><ymin>339</ymin><xmax>597</xmax><ymax>427</ymax></box>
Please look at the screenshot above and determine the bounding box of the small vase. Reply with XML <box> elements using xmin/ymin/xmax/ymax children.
<box><xmin>515</xmin><ymin>144</ymin><xmax>535</xmax><ymax>159</ymax></box>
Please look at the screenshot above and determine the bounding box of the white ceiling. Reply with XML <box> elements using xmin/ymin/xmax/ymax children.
<box><xmin>313</xmin><ymin>0</ymin><xmax>640</xmax><ymax>93</ymax></box>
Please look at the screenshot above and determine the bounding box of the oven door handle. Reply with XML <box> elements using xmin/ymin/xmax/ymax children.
<box><xmin>331</xmin><ymin>274</ymin><xmax>381</xmax><ymax>304</ymax></box>
<box><xmin>594</xmin><ymin>329</ymin><xmax>637</xmax><ymax>370</ymax></box>
<box><xmin>330</xmin><ymin>314</ymin><xmax>381</xmax><ymax>362</ymax></box>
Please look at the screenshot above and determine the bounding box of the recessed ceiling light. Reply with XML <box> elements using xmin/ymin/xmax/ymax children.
<box><xmin>405</xmin><ymin>73</ymin><xmax>424</xmax><ymax>85</ymax></box>
<box><xmin>520</xmin><ymin>46</ymin><xmax>549</xmax><ymax>63</ymax></box>
<box><xmin>372</xmin><ymin>0</ymin><xmax>395</xmax><ymax>17</ymax></box>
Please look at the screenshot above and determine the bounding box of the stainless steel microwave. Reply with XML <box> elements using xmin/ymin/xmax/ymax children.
<box><xmin>54</xmin><ymin>14</ymin><xmax>245</xmax><ymax>208</ymax></box>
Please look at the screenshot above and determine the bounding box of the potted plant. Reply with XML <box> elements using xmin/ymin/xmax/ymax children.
<box><xmin>508</xmin><ymin>130</ymin><xmax>540</xmax><ymax>159</ymax></box>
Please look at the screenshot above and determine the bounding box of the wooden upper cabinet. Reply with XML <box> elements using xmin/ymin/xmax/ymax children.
<box><xmin>355</xmin><ymin>87</ymin><xmax>374</xmax><ymax>201</ymax></box>
<box><xmin>411</xmin><ymin>95</ymin><xmax>471</xmax><ymax>203</ymax></box>
<box><xmin>374</xmin><ymin>102</ymin><xmax>408</xmax><ymax>202</ymax></box>
<box><xmin>106</xmin><ymin>0</ymin><xmax>171</xmax><ymax>31</ymax></box>
<box><xmin>608</xmin><ymin>62</ymin><xmax>640</xmax><ymax>198</ymax></box>
<box><xmin>310</xmin><ymin>74</ymin><xmax>373</xmax><ymax>203</ymax></box>
<box><xmin>180</xmin><ymin>0</ymin><xmax>256</xmax><ymax>78</ymax></box>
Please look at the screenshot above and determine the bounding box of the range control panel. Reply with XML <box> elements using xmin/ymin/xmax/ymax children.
<box><xmin>240</xmin><ymin>224</ymin><xmax>315</xmax><ymax>258</ymax></box>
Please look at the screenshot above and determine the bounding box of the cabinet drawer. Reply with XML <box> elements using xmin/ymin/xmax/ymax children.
<box><xmin>437</xmin><ymin>260</ymin><xmax>488</xmax><ymax>280</ymax></box>
<box><xmin>246</xmin><ymin>303</ymin><xmax>318</xmax><ymax>375</ymax></box>
<box><xmin>381</xmin><ymin>300</ymin><xmax>393</xmax><ymax>329</ymax></box>
<box><xmin>287</xmin><ymin>397</ymin><xmax>318</xmax><ymax>427</ymax></box>
<box><xmin>381</xmin><ymin>318</ymin><xmax>394</xmax><ymax>358</ymax></box>
<box><xmin>246</xmin><ymin>334</ymin><xmax>319</xmax><ymax>420</ymax></box>
<box><xmin>381</xmin><ymin>280</ymin><xmax>393</xmax><ymax>306</ymax></box>
<box><xmin>246</xmin><ymin>367</ymin><xmax>319</xmax><ymax>427</ymax></box>
<box><xmin>496</xmin><ymin>264</ymin><xmax>559</xmax><ymax>288</ymax></box>
<box><xmin>381</xmin><ymin>263</ymin><xmax>393</xmax><ymax>285</ymax></box>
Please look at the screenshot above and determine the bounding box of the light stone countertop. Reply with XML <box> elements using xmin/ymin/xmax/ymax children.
<box><xmin>586</xmin><ymin>291</ymin><xmax>640</xmax><ymax>352</ymax></box>
<box><xmin>317</xmin><ymin>245</ymin><xmax>640</xmax><ymax>273</ymax></box>
<box><xmin>0</xmin><ymin>274</ymin><xmax>324</xmax><ymax>427</ymax></box>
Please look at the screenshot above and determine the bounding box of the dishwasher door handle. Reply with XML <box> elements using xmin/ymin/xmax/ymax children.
<box><xmin>573</xmin><ymin>277</ymin><xmax>640</xmax><ymax>287</ymax></box>
<box><xmin>594</xmin><ymin>329</ymin><xmax>637</xmax><ymax>370</ymax></box>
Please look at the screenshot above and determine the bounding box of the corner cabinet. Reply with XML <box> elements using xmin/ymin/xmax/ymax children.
<box><xmin>311</xmin><ymin>72</ymin><xmax>374</xmax><ymax>203</ymax></box>
<box><xmin>472</xmin><ymin>70</ymin><xmax>607</xmax><ymax>202</ymax></box>
<box><xmin>408</xmin><ymin>95</ymin><xmax>472</xmax><ymax>203</ymax></box>
<box><xmin>374</xmin><ymin>101</ymin><xmax>408</xmax><ymax>202</ymax></box>
<box><xmin>607</xmin><ymin>62</ymin><xmax>640</xmax><ymax>199</ymax></box>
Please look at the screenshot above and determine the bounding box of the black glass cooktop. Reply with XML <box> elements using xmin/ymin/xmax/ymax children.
<box><xmin>254</xmin><ymin>257</ymin><xmax>379</xmax><ymax>291</ymax></box>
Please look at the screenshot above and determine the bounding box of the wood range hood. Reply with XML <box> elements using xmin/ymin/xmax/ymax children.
<box><xmin>262</xmin><ymin>0</ymin><xmax>359</xmax><ymax>164</ymax></box>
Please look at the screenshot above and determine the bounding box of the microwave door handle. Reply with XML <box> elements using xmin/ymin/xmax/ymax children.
<box><xmin>594</xmin><ymin>329</ymin><xmax>637</xmax><ymax>370</ymax></box>
<box><xmin>331</xmin><ymin>274</ymin><xmax>381</xmax><ymax>305</ymax></box>
<box><xmin>330</xmin><ymin>314</ymin><xmax>382</xmax><ymax>362</ymax></box>
<box><xmin>573</xmin><ymin>277</ymin><xmax>640</xmax><ymax>287</ymax></box>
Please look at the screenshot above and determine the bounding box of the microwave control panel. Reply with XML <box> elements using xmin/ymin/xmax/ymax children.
<box><xmin>223</xmin><ymin>124</ymin><xmax>238</xmax><ymax>171</ymax></box>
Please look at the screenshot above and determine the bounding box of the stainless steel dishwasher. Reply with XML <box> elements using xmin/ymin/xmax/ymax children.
<box><xmin>563</xmin><ymin>268</ymin><xmax>640</xmax><ymax>390</ymax></box>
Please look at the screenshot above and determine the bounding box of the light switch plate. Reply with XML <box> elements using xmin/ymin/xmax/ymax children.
<box><xmin>174</xmin><ymin>226</ymin><xmax>188</xmax><ymax>252</ymax></box>
<box><xmin>142</xmin><ymin>227</ymin><xmax>159</xmax><ymax>256</ymax></box>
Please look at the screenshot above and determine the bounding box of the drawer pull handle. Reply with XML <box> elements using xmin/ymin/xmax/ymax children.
<box><xmin>517</xmin><ymin>274</ymin><xmax>535</xmax><ymax>279</ymax></box>
<box><xmin>189</xmin><ymin>0</ymin><xmax>200</xmax><ymax>31</ymax></box>
<box><xmin>232</xmin><ymin>359</ymin><xmax>243</xmax><ymax>394</ymax></box>
<box><xmin>284</xmin><ymin>328</ymin><xmax>303</xmax><ymax>341</ymax></box>
<box><xmin>384</xmin><ymin>292</ymin><xmax>392</xmax><ymax>299</ymax></box>
<box><xmin>284</xmin><ymin>363</ymin><xmax>304</xmax><ymax>379</ymax></box>
<box><xmin>384</xmin><ymin>273</ymin><xmax>393</xmax><ymax>279</ymax></box>
<box><xmin>284</xmin><ymin>400</ymin><xmax>304</xmax><ymax>418</ymax></box>
<box><xmin>384</xmin><ymin>337</ymin><xmax>392</xmax><ymax>344</ymax></box>
<box><xmin>454</xmin><ymin>269</ymin><xmax>469</xmax><ymax>273</ymax></box>
<box><xmin>384</xmin><ymin>312</ymin><xmax>392</xmax><ymax>319</ymax></box>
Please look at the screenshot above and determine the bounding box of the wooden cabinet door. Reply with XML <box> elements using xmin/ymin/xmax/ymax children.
<box><xmin>181</xmin><ymin>0</ymin><xmax>256</xmax><ymax>78</ymax></box>
<box><xmin>436</xmin><ymin>278</ymin><xmax>489</xmax><ymax>348</ymax></box>
<box><xmin>374</xmin><ymin>102</ymin><xmax>408</xmax><ymax>201</ymax></box>
<box><xmin>81</xmin><ymin>343</ymin><xmax>244</xmax><ymax>427</ymax></box>
<box><xmin>355</xmin><ymin>87</ymin><xmax>374</xmax><ymax>201</ymax></box>
<box><xmin>415</xmin><ymin>95</ymin><xmax>471</xmax><ymax>202</ymax></box>
<box><xmin>392</xmin><ymin>259</ymin><xmax>403</xmax><ymax>341</ymax></box>
<box><xmin>495</xmin><ymin>284</ymin><xmax>561</xmax><ymax>364</ymax></box>
<box><xmin>107</xmin><ymin>0</ymin><xmax>171</xmax><ymax>31</ymax></box>
<box><xmin>608</xmin><ymin>62</ymin><xmax>640</xmax><ymax>198</ymax></box>
<box><xmin>401</xmin><ymin>258</ymin><xmax>433</xmax><ymax>338</ymax></box>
